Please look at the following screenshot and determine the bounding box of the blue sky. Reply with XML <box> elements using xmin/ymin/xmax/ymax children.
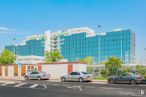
<box><xmin>0</xmin><ymin>0</ymin><xmax>146</xmax><ymax>63</ymax></box>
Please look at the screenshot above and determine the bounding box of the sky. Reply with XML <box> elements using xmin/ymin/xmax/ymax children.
<box><xmin>0</xmin><ymin>0</ymin><xmax>146</xmax><ymax>63</ymax></box>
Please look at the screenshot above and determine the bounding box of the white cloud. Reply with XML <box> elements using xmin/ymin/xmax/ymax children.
<box><xmin>0</xmin><ymin>26</ymin><xmax>9</xmax><ymax>33</ymax></box>
<box><xmin>0</xmin><ymin>26</ymin><xmax>28</xmax><ymax>35</ymax></box>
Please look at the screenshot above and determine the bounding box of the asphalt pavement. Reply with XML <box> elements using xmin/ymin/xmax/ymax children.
<box><xmin>0</xmin><ymin>80</ymin><xmax>146</xmax><ymax>97</ymax></box>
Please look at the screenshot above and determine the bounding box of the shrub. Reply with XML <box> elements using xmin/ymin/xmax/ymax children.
<box><xmin>100</xmin><ymin>69</ymin><xmax>109</xmax><ymax>78</ymax></box>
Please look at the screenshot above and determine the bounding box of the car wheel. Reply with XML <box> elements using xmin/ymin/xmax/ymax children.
<box><xmin>37</xmin><ymin>77</ymin><xmax>41</xmax><ymax>80</ymax></box>
<box><xmin>79</xmin><ymin>78</ymin><xmax>84</xmax><ymax>82</ymax></box>
<box><xmin>61</xmin><ymin>77</ymin><xmax>66</xmax><ymax>82</ymax></box>
<box><xmin>130</xmin><ymin>80</ymin><xmax>137</xmax><ymax>85</ymax></box>
<box><xmin>108</xmin><ymin>79</ymin><xmax>114</xmax><ymax>84</ymax></box>
<box><xmin>25</xmin><ymin>76</ymin><xmax>28</xmax><ymax>80</ymax></box>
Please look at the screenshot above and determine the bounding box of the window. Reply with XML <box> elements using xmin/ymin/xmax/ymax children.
<box><xmin>122</xmin><ymin>73</ymin><xmax>130</xmax><ymax>76</ymax></box>
<box><xmin>82</xmin><ymin>72</ymin><xmax>87</xmax><ymax>75</ymax></box>
<box><xmin>31</xmin><ymin>71</ymin><xmax>39</xmax><ymax>74</ymax></box>
<box><xmin>70</xmin><ymin>72</ymin><xmax>80</xmax><ymax>75</ymax></box>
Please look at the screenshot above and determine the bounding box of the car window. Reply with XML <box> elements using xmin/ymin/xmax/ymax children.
<box><xmin>70</xmin><ymin>72</ymin><xmax>79</xmax><ymax>75</ymax></box>
<box><xmin>70</xmin><ymin>72</ymin><xmax>75</xmax><ymax>75</ymax></box>
<box><xmin>122</xmin><ymin>74</ymin><xmax>131</xmax><ymax>76</ymax></box>
<box><xmin>82</xmin><ymin>72</ymin><xmax>88</xmax><ymax>75</ymax></box>
<box><xmin>31</xmin><ymin>71</ymin><xmax>39</xmax><ymax>74</ymax></box>
<box><xmin>77</xmin><ymin>72</ymin><xmax>80</xmax><ymax>75</ymax></box>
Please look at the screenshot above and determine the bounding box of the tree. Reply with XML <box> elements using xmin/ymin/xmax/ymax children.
<box><xmin>79</xmin><ymin>56</ymin><xmax>93</xmax><ymax>65</ymax></box>
<box><xmin>121</xmin><ymin>67</ymin><xmax>131</xmax><ymax>74</ymax></box>
<box><xmin>0</xmin><ymin>49</ymin><xmax>16</xmax><ymax>65</ymax></box>
<box><xmin>105</xmin><ymin>56</ymin><xmax>123</xmax><ymax>76</ymax></box>
<box><xmin>45</xmin><ymin>50</ymin><xmax>63</xmax><ymax>62</ymax></box>
<box><xmin>100</xmin><ymin>69</ymin><xmax>109</xmax><ymax>78</ymax></box>
<box><xmin>135</xmin><ymin>65</ymin><xmax>146</xmax><ymax>79</ymax></box>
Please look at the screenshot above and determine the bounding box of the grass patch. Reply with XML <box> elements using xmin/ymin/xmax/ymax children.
<box><xmin>94</xmin><ymin>76</ymin><xmax>107</xmax><ymax>80</ymax></box>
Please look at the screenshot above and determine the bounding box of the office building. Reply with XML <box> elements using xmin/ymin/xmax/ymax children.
<box><xmin>5</xmin><ymin>27</ymin><xmax>136</xmax><ymax>64</ymax></box>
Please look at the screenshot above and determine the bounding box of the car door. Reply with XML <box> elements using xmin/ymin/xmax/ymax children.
<box><xmin>124</xmin><ymin>74</ymin><xmax>132</xmax><ymax>83</ymax></box>
<box><xmin>119</xmin><ymin>74</ymin><xmax>130</xmax><ymax>83</ymax></box>
<box><xmin>33</xmin><ymin>71</ymin><xmax>39</xmax><ymax>79</ymax></box>
<box><xmin>68</xmin><ymin>72</ymin><xmax>78</xmax><ymax>81</ymax></box>
<box><xmin>29</xmin><ymin>72</ymin><xmax>35</xmax><ymax>79</ymax></box>
<box><xmin>71</xmin><ymin>72</ymin><xmax>80</xmax><ymax>81</ymax></box>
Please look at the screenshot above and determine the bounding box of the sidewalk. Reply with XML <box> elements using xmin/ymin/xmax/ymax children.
<box><xmin>0</xmin><ymin>77</ymin><xmax>24</xmax><ymax>81</ymax></box>
<box><xmin>0</xmin><ymin>77</ymin><xmax>107</xmax><ymax>84</ymax></box>
<box><xmin>91</xmin><ymin>80</ymin><xmax>107</xmax><ymax>84</ymax></box>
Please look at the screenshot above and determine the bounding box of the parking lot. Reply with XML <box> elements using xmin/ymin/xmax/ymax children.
<box><xmin>0</xmin><ymin>79</ymin><xmax>146</xmax><ymax>97</ymax></box>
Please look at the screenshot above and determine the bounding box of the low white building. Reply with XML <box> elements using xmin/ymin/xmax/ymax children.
<box><xmin>15</xmin><ymin>56</ymin><xmax>45</xmax><ymax>64</ymax></box>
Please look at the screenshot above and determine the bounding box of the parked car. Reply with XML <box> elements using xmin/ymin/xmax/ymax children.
<box><xmin>108</xmin><ymin>73</ymin><xmax>143</xmax><ymax>85</ymax></box>
<box><xmin>61</xmin><ymin>71</ymin><xmax>93</xmax><ymax>82</ymax></box>
<box><xmin>24</xmin><ymin>70</ymin><xmax>50</xmax><ymax>80</ymax></box>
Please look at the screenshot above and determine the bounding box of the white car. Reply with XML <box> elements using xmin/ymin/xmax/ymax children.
<box><xmin>24</xmin><ymin>71</ymin><xmax>50</xmax><ymax>80</ymax></box>
<box><xmin>61</xmin><ymin>71</ymin><xmax>93</xmax><ymax>82</ymax></box>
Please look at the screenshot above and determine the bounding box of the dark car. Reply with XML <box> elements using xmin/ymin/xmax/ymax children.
<box><xmin>108</xmin><ymin>73</ymin><xmax>143</xmax><ymax>85</ymax></box>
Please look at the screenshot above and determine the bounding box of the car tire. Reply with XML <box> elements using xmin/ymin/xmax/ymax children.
<box><xmin>108</xmin><ymin>79</ymin><xmax>114</xmax><ymax>84</ymax></box>
<box><xmin>79</xmin><ymin>78</ymin><xmax>84</xmax><ymax>82</ymax></box>
<box><xmin>130</xmin><ymin>80</ymin><xmax>137</xmax><ymax>85</ymax></box>
<box><xmin>37</xmin><ymin>77</ymin><xmax>41</xmax><ymax>80</ymax></box>
<box><xmin>25</xmin><ymin>76</ymin><xmax>28</xmax><ymax>80</ymax></box>
<box><xmin>61</xmin><ymin>77</ymin><xmax>66</xmax><ymax>82</ymax></box>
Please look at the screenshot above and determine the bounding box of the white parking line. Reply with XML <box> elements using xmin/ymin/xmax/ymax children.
<box><xmin>73</xmin><ymin>86</ymin><xmax>83</xmax><ymax>92</ymax></box>
<box><xmin>29</xmin><ymin>84</ymin><xmax>39</xmax><ymax>88</ymax></box>
<box><xmin>1</xmin><ymin>83</ymin><xmax>8</xmax><ymax>86</ymax></box>
<box><xmin>1</xmin><ymin>82</ymin><xmax>15</xmax><ymax>86</ymax></box>
<box><xmin>42</xmin><ymin>85</ymin><xmax>47</xmax><ymax>89</ymax></box>
<box><xmin>85</xmin><ymin>86</ymin><xmax>95</xmax><ymax>88</ymax></box>
<box><xmin>100</xmin><ymin>87</ymin><xmax>122</xmax><ymax>90</ymax></box>
<box><xmin>14</xmin><ymin>83</ymin><xmax>26</xmax><ymax>87</ymax></box>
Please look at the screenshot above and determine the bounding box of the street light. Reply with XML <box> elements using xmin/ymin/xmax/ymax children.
<box><xmin>13</xmin><ymin>38</ymin><xmax>16</xmax><ymax>55</ymax></box>
<box><xmin>121</xmin><ymin>32</ymin><xmax>123</xmax><ymax>61</ymax></box>
<box><xmin>98</xmin><ymin>25</ymin><xmax>101</xmax><ymax>65</ymax></box>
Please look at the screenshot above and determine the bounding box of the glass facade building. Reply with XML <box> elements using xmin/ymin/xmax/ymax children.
<box><xmin>60</xmin><ymin>29</ymin><xmax>135</xmax><ymax>63</ymax></box>
<box><xmin>5</xmin><ymin>37</ymin><xmax>45</xmax><ymax>56</ymax></box>
<box><xmin>5</xmin><ymin>27</ymin><xmax>136</xmax><ymax>64</ymax></box>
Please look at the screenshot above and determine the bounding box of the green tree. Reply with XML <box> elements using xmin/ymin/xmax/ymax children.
<box><xmin>0</xmin><ymin>49</ymin><xmax>16</xmax><ymax>65</ymax></box>
<box><xmin>121</xmin><ymin>67</ymin><xmax>131</xmax><ymax>74</ymax></box>
<box><xmin>79</xmin><ymin>56</ymin><xmax>93</xmax><ymax>65</ymax></box>
<box><xmin>135</xmin><ymin>65</ymin><xmax>146</xmax><ymax>79</ymax></box>
<box><xmin>45</xmin><ymin>50</ymin><xmax>63</xmax><ymax>62</ymax></box>
<box><xmin>100</xmin><ymin>69</ymin><xmax>109</xmax><ymax>78</ymax></box>
<box><xmin>105</xmin><ymin>56</ymin><xmax>123</xmax><ymax>76</ymax></box>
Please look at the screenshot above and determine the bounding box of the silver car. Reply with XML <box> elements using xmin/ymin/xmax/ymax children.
<box><xmin>61</xmin><ymin>71</ymin><xmax>93</xmax><ymax>82</ymax></box>
<box><xmin>24</xmin><ymin>71</ymin><xmax>50</xmax><ymax>80</ymax></box>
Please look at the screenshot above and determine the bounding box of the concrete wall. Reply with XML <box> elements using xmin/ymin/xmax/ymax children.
<box><xmin>73</xmin><ymin>64</ymin><xmax>86</xmax><ymax>72</ymax></box>
<box><xmin>42</xmin><ymin>64</ymin><xmax>68</xmax><ymax>79</ymax></box>
<box><xmin>0</xmin><ymin>62</ymin><xmax>86</xmax><ymax>79</ymax></box>
<box><xmin>2</xmin><ymin>66</ymin><xmax>5</xmax><ymax>77</ymax></box>
<box><xmin>8</xmin><ymin>66</ymin><xmax>14</xmax><ymax>77</ymax></box>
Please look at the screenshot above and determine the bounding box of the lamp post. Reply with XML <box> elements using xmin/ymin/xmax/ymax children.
<box><xmin>98</xmin><ymin>25</ymin><xmax>101</xmax><ymax>65</ymax></box>
<box><xmin>13</xmin><ymin>38</ymin><xmax>16</xmax><ymax>55</ymax></box>
<box><xmin>121</xmin><ymin>32</ymin><xmax>123</xmax><ymax>61</ymax></box>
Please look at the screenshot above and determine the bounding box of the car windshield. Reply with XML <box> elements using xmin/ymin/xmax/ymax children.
<box><xmin>82</xmin><ymin>72</ymin><xmax>88</xmax><ymax>75</ymax></box>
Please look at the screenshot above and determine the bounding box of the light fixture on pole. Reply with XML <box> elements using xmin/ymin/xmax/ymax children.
<box><xmin>121</xmin><ymin>32</ymin><xmax>123</xmax><ymax>61</ymax></box>
<box><xmin>13</xmin><ymin>38</ymin><xmax>16</xmax><ymax>55</ymax></box>
<box><xmin>98</xmin><ymin>25</ymin><xmax>101</xmax><ymax>65</ymax></box>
